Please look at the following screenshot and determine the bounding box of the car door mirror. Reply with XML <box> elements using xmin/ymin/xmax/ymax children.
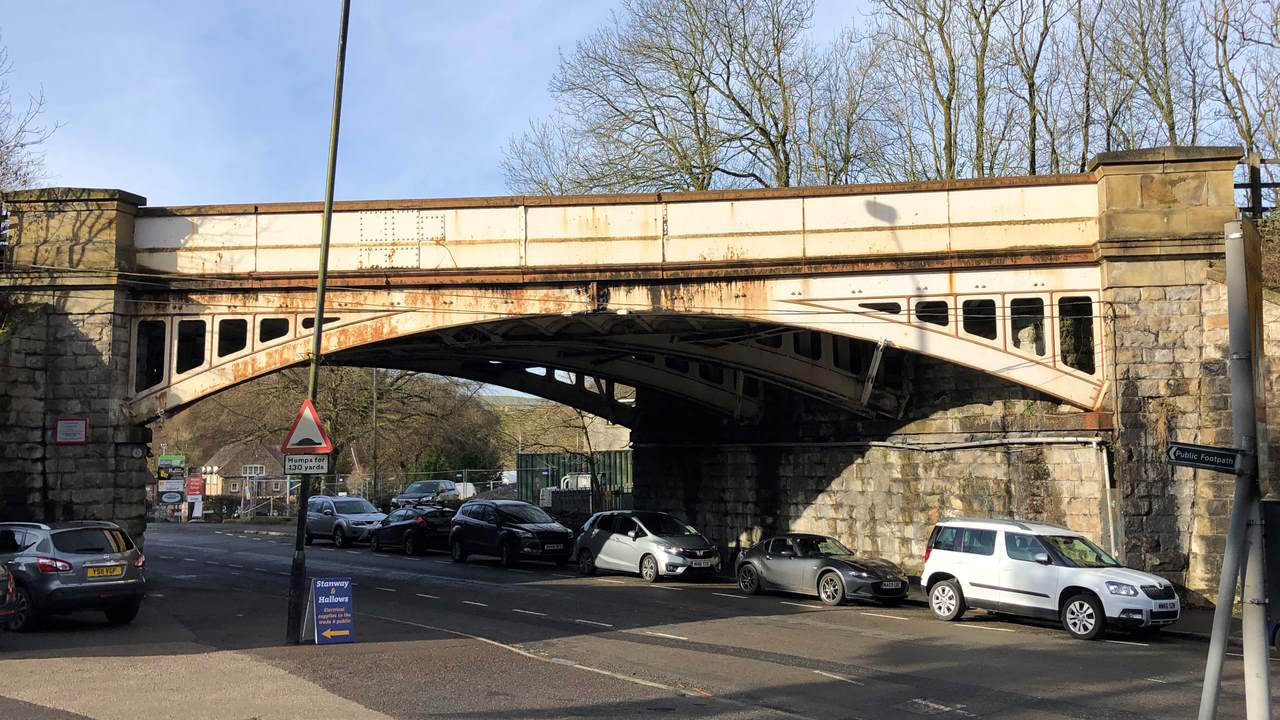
<box><xmin>1034</xmin><ymin>552</ymin><xmax>1051</xmax><ymax>565</ymax></box>
<box><xmin>627</xmin><ymin>530</ymin><xmax>637</xmax><ymax>539</ymax></box>
<box><xmin>323</xmin><ymin>509</ymin><xmax>333</xmax><ymax>516</ymax></box>
<box><xmin>380</xmin><ymin>518</ymin><xmax>390</xmax><ymax>526</ymax></box>
<box><xmin>776</xmin><ymin>549</ymin><xmax>794</xmax><ymax>557</ymax></box>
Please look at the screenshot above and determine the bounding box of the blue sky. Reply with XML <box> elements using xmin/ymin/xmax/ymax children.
<box><xmin>2</xmin><ymin>1</ymin><xmax>860</xmax><ymax>208</ymax></box>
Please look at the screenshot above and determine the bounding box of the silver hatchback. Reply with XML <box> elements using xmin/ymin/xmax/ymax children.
<box><xmin>573</xmin><ymin>511</ymin><xmax>720</xmax><ymax>582</ymax></box>
<box><xmin>0</xmin><ymin>521</ymin><xmax>146</xmax><ymax>631</ymax></box>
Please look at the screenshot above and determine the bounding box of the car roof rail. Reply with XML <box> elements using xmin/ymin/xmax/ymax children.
<box><xmin>939</xmin><ymin>517</ymin><xmax>1033</xmax><ymax>531</ymax></box>
<box><xmin>0</xmin><ymin>521</ymin><xmax>51</xmax><ymax>530</ymax></box>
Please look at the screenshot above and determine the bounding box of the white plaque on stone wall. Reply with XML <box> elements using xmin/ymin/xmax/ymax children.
<box><xmin>54</xmin><ymin>418</ymin><xmax>87</xmax><ymax>445</ymax></box>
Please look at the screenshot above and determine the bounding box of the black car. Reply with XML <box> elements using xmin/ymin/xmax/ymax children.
<box><xmin>370</xmin><ymin>505</ymin><xmax>454</xmax><ymax>555</ymax></box>
<box><xmin>450</xmin><ymin>500</ymin><xmax>573</xmax><ymax>567</ymax></box>
<box><xmin>391</xmin><ymin>480</ymin><xmax>462</xmax><ymax>510</ymax></box>
<box><xmin>735</xmin><ymin>533</ymin><xmax>909</xmax><ymax>606</ymax></box>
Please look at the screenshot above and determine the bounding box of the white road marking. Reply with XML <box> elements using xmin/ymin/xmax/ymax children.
<box><xmin>182</xmin><ymin>558</ymin><xmax>196</xmax><ymax>562</ymax></box>
<box><xmin>713</xmin><ymin>592</ymin><xmax>749</xmax><ymax>600</ymax></box>
<box><xmin>345</xmin><ymin>551</ymin><xmax>361</xmax><ymax>555</ymax></box>
<box><xmin>595</xmin><ymin>578</ymin><xmax>626</xmax><ymax>584</ymax></box>
<box><xmin>574</xmin><ymin>619</ymin><xmax>613</xmax><ymax>628</ymax></box>
<box><xmin>512</xmin><ymin>609</ymin><xmax>547</xmax><ymax>617</ymax></box>
<box><xmin>860</xmin><ymin>611</ymin><xmax>909</xmax><ymax>621</ymax></box>
<box><xmin>228</xmin><ymin>564</ymin><xmax>243</xmax><ymax>569</ymax></box>
<box><xmin>551</xmin><ymin>573</ymin><xmax>576</xmax><ymax>578</ymax></box>
<box><xmin>202</xmin><ymin>561</ymin><xmax>218</xmax><ymax>566</ymax></box>
<box><xmin>640</xmin><ymin>630</ymin><xmax>689</xmax><ymax>641</ymax></box>
<box><xmin>416</xmin><ymin>593</ymin><xmax>439</xmax><ymax>599</ymax></box>
<box><xmin>507</xmin><ymin>568</ymin><xmax>533</xmax><ymax>574</ymax></box>
<box><xmin>148</xmin><ymin>593</ymin><xmax>165</xmax><ymax>598</ymax></box>
<box><xmin>230</xmin><ymin>572</ymin><xmax>242</xmax><ymax>576</ymax></box>
<box><xmin>958</xmin><ymin>623</ymin><xmax>1015</xmax><ymax>633</ymax></box>
<box><xmin>254</xmin><ymin>568</ymin><xmax>269</xmax><ymax>572</ymax></box>
<box><xmin>813</xmin><ymin>669</ymin><xmax>863</xmax><ymax>686</ymax></box>
<box><xmin>1145</xmin><ymin>677</ymin><xmax>1168</xmax><ymax>684</ymax></box>
<box><xmin>648</xmin><ymin>585</ymin><xmax>683</xmax><ymax>591</ymax></box>
<box><xmin>904</xmin><ymin>699</ymin><xmax>974</xmax><ymax>717</ymax></box>
<box><xmin>274</xmin><ymin>572</ymin><xmax>290</xmax><ymax>577</ymax></box>
<box><xmin>172</xmin><ymin>575</ymin><xmax>199</xmax><ymax>580</ymax></box>
<box><xmin>780</xmin><ymin>601</ymin><xmax>824</xmax><ymax>609</ymax></box>
<box><xmin>375</xmin><ymin>587</ymin><xmax>397</xmax><ymax>592</ymax></box>
<box><xmin>1105</xmin><ymin>639</ymin><xmax>1148</xmax><ymax>647</ymax></box>
<box><xmin>462</xmin><ymin>600</ymin><xmax>488</xmax><ymax>607</ymax></box>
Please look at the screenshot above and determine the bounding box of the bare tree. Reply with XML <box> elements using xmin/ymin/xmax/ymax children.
<box><xmin>0</xmin><ymin>36</ymin><xmax>53</xmax><ymax>190</ymax></box>
<box><xmin>1004</xmin><ymin>0</ymin><xmax>1063</xmax><ymax>174</ymax></box>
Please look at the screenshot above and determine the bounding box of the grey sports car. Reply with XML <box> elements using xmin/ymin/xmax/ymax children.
<box><xmin>735</xmin><ymin>533</ymin><xmax>910</xmax><ymax>606</ymax></box>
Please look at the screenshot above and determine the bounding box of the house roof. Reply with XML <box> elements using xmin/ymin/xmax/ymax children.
<box><xmin>204</xmin><ymin>440</ymin><xmax>286</xmax><ymax>477</ymax></box>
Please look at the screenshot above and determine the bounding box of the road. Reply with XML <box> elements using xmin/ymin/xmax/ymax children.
<box><xmin>0</xmin><ymin>523</ymin><xmax>1268</xmax><ymax>719</ymax></box>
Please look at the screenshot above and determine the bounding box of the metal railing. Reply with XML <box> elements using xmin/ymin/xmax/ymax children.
<box><xmin>1236</xmin><ymin>154</ymin><xmax>1278</xmax><ymax>218</ymax></box>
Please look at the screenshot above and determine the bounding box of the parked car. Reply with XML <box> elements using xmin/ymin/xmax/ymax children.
<box><xmin>921</xmin><ymin>518</ymin><xmax>1181</xmax><ymax>640</ymax></box>
<box><xmin>574</xmin><ymin>511</ymin><xmax>720</xmax><ymax>582</ymax></box>
<box><xmin>305</xmin><ymin>495</ymin><xmax>386</xmax><ymax>548</ymax></box>
<box><xmin>390</xmin><ymin>480</ymin><xmax>462</xmax><ymax>510</ymax></box>
<box><xmin>370</xmin><ymin>505</ymin><xmax>454</xmax><ymax>555</ymax></box>
<box><xmin>0</xmin><ymin>562</ymin><xmax>14</xmax><ymax>624</ymax></box>
<box><xmin>735</xmin><ymin>533</ymin><xmax>908</xmax><ymax>605</ymax></box>
<box><xmin>450</xmin><ymin>500</ymin><xmax>573</xmax><ymax>566</ymax></box>
<box><xmin>0</xmin><ymin>521</ymin><xmax>145</xmax><ymax>631</ymax></box>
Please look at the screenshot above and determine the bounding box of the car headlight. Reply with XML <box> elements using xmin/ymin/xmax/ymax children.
<box><xmin>845</xmin><ymin>567</ymin><xmax>874</xmax><ymax>579</ymax></box>
<box><xmin>661</xmin><ymin>546</ymin><xmax>685</xmax><ymax>557</ymax></box>
<box><xmin>1106</xmin><ymin>581</ymin><xmax>1138</xmax><ymax>596</ymax></box>
<box><xmin>510</xmin><ymin>528</ymin><xmax>533</xmax><ymax>538</ymax></box>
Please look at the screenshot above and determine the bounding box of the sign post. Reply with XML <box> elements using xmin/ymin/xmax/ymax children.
<box><xmin>283</xmin><ymin>398</ymin><xmax>337</xmax><ymax>645</ymax></box>
<box><xmin>1198</xmin><ymin>220</ymin><xmax>1271</xmax><ymax>720</ymax></box>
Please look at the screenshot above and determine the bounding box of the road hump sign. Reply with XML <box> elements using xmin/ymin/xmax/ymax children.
<box><xmin>282</xmin><ymin>399</ymin><xmax>333</xmax><ymax>455</ymax></box>
<box><xmin>1166</xmin><ymin>442</ymin><xmax>1240</xmax><ymax>474</ymax></box>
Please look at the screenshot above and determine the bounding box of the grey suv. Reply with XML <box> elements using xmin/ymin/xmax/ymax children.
<box><xmin>305</xmin><ymin>496</ymin><xmax>386</xmax><ymax>547</ymax></box>
<box><xmin>0</xmin><ymin>521</ymin><xmax>146</xmax><ymax>631</ymax></box>
<box><xmin>391</xmin><ymin>480</ymin><xmax>462</xmax><ymax>510</ymax></box>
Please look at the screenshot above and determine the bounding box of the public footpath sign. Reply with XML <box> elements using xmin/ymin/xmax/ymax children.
<box><xmin>1166</xmin><ymin>442</ymin><xmax>1241</xmax><ymax>474</ymax></box>
<box><xmin>310</xmin><ymin>577</ymin><xmax>355</xmax><ymax>644</ymax></box>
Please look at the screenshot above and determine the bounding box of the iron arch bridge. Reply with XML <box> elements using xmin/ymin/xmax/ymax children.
<box><xmin>123</xmin><ymin>174</ymin><xmax>1109</xmax><ymax>425</ymax></box>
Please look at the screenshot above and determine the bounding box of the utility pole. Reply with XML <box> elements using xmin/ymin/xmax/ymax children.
<box><xmin>1197</xmin><ymin>220</ymin><xmax>1271</xmax><ymax>719</ymax></box>
<box><xmin>286</xmin><ymin>0</ymin><xmax>351</xmax><ymax>646</ymax></box>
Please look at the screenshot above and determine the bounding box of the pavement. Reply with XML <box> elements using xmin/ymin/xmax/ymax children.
<box><xmin>0</xmin><ymin>523</ymin><xmax>1270</xmax><ymax>719</ymax></box>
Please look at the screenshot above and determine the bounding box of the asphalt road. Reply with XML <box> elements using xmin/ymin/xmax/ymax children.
<box><xmin>0</xmin><ymin>523</ymin><xmax>1269</xmax><ymax>719</ymax></box>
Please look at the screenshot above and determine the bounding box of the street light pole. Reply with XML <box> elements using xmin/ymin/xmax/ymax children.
<box><xmin>286</xmin><ymin>0</ymin><xmax>352</xmax><ymax>646</ymax></box>
<box><xmin>371</xmin><ymin>367</ymin><xmax>379</xmax><ymax>503</ymax></box>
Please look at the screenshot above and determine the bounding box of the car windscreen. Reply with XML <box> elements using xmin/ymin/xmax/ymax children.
<box><xmin>633</xmin><ymin>513</ymin><xmax>698</xmax><ymax>537</ymax></box>
<box><xmin>333</xmin><ymin>499</ymin><xmax>377</xmax><ymax>514</ymax></box>
<box><xmin>52</xmin><ymin>528</ymin><xmax>134</xmax><ymax>554</ymax></box>
<box><xmin>499</xmin><ymin>505</ymin><xmax>553</xmax><ymax>524</ymax></box>
<box><xmin>406</xmin><ymin>481</ymin><xmax>441</xmax><ymax>494</ymax></box>
<box><xmin>1041</xmin><ymin>535</ymin><xmax>1119</xmax><ymax>568</ymax></box>
<box><xmin>793</xmin><ymin>536</ymin><xmax>853</xmax><ymax>557</ymax></box>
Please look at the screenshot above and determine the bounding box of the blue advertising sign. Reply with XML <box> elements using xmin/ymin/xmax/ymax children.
<box><xmin>311</xmin><ymin>577</ymin><xmax>354</xmax><ymax>644</ymax></box>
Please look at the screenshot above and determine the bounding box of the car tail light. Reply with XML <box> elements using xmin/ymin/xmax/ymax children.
<box><xmin>923</xmin><ymin>546</ymin><xmax>932</xmax><ymax>564</ymax></box>
<box><xmin>5</xmin><ymin>573</ymin><xmax>13</xmax><ymax>595</ymax></box>
<box><xmin>415</xmin><ymin>516</ymin><xmax>424</xmax><ymax>526</ymax></box>
<box><xmin>36</xmin><ymin>557</ymin><xmax>72</xmax><ymax>573</ymax></box>
<box><xmin>133</xmin><ymin>554</ymin><xmax>146</xmax><ymax>570</ymax></box>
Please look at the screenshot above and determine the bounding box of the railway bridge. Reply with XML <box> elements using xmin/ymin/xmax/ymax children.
<box><xmin>2</xmin><ymin>146</ymin><xmax>1274</xmax><ymax>599</ymax></box>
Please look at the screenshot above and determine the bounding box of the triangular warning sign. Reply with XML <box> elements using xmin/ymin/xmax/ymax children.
<box><xmin>282</xmin><ymin>399</ymin><xmax>334</xmax><ymax>454</ymax></box>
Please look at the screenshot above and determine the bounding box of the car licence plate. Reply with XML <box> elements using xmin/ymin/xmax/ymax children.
<box><xmin>1157</xmin><ymin>601</ymin><xmax>1177</xmax><ymax>611</ymax></box>
<box><xmin>86</xmin><ymin>566</ymin><xmax>123</xmax><ymax>579</ymax></box>
<box><xmin>880</xmin><ymin>581</ymin><xmax>903</xmax><ymax>589</ymax></box>
<box><xmin>544</xmin><ymin>544</ymin><xmax>563</xmax><ymax>551</ymax></box>
<box><xmin>691</xmin><ymin>559</ymin><xmax>714</xmax><ymax>568</ymax></box>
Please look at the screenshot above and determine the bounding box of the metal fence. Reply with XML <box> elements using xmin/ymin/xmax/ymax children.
<box><xmin>516</xmin><ymin>450</ymin><xmax>633</xmax><ymax>511</ymax></box>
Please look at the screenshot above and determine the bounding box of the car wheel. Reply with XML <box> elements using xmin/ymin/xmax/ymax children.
<box><xmin>577</xmin><ymin>550</ymin><xmax>596</xmax><ymax>576</ymax></box>
<box><xmin>1062</xmin><ymin>593</ymin><xmax>1106</xmax><ymax>640</ymax></box>
<box><xmin>304</xmin><ymin>531</ymin><xmax>314</xmax><ymax>546</ymax></box>
<box><xmin>451</xmin><ymin>537</ymin><xmax>468</xmax><ymax>563</ymax></box>
<box><xmin>929</xmin><ymin>579</ymin><xmax>966</xmax><ymax>621</ymax></box>
<box><xmin>403</xmin><ymin>533</ymin><xmax>419</xmax><ymax>556</ymax></box>
<box><xmin>737</xmin><ymin>564</ymin><xmax>760</xmax><ymax>595</ymax></box>
<box><xmin>818</xmin><ymin>572</ymin><xmax>846</xmax><ymax>606</ymax></box>
<box><xmin>501</xmin><ymin>540</ymin><xmax>519</xmax><ymax>567</ymax></box>
<box><xmin>332</xmin><ymin>528</ymin><xmax>347</xmax><ymax>548</ymax></box>
<box><xmin>370</xmin><ymin>534</ymin><xmax>382</xmax><ymax>552</ymax></box>
<box><xmin>105</xmin><ymin>601</ymin><xmax>141</xmax><ymax>625</ymax></box>
<box><xmin>640</xmin><ymin>554</ymin><xmax>660</xmax><ymax>583</ymax></box>
<box><xmin>6</xmin><ymin>586</ymin><xmax>35</xmax><ymax>632</ymax></box>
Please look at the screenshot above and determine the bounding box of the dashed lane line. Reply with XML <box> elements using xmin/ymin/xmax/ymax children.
<box><xmin>462</xmin><ymin>600</ymin><xmax>488</xmax><ymax>607</ymax></box>
<box><xmin>639</xmin><ymin>630</ymin><xmax>689</xmax><ymax>641</ymax></box>
<box><xmin>647</xmin><ymin>584</ymin><xmax>683</xmax><ymax>591</ymax></box>
<box><xmin>1105</xmin><ymin>639</ymin><xmax>1148</xmax><ymax>647</ymax></box>
<box><xmin>812</xmin><ymin>670</ymin><xmax>863</xmax><ymax>686</ymax></box>
<box><xmin>860</xmin><ymin>611</ymin><xmax>909</xmax><ymax>621</ymax></box>
<box><xmin>595</xmin><ymin>579</ymin><xmax>626</xmax><ymax>584</ymax></box>
<box><xmin>713</xmin><ymin>592</ymin><xmax>749</xmax><ymax>600</ymax></box>
<box><xmin>551</xmin><ymin>573</ymin><xmax>576</xmax><ymax>578</ymax></box>
<box><xmin>364</xmin><ymin>613</ymin><xmax>816</xmax><ymax>719</ymax></box>
<box><xmin>375</xmin><ymin>587</ymin><xmax>397</xmax><ymax>592</ymax></box>
<box><xmin>512</xmin><ymin>609</ymin><xmax>547</xmax><ymax>617</ymax></box>
<box><xmin>958</xmin><ymin>623</ymin><xmax>1015</xmax><ymax>633</ymax></box>
<box><xmin>574</xmin><ymin>619</ymin><xmax>613</xmax><ymax>628</ymax></box>
<box><xmin>779</xmin><ymin>601</ymin><xmax>824</xmax><ymax>610</ymax></box>
<box><xmin>416</xmin><ymin>593</ymin><xmax>439</xmax><ymax>599</ymax></box>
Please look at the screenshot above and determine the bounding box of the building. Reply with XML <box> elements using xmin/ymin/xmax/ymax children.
<box><xmin>201</xmin><ymin>440</ymin><xmax>287</xmax><ymax>499</ymax></box>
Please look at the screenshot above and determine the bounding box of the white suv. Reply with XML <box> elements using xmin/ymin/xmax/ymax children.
<box><xmin>921</xmin><ymin>518</ymin><xmax>1180</xmax><ymax>640</ymax></box>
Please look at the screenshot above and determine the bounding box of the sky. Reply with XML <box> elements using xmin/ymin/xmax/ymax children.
<box><xmin>2</xmin><ymin>1</ymin><xmax>859</xmax><ymax>208</ymax></box>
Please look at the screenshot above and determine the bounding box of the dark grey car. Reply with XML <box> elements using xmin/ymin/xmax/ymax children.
<box><xmin>736</xmin><ymin>534</ymin><xmax>908</xmax><ymax>606</ymax></box>
<box><xmin>390</xmin><ymin>480</ymin><xmax>462</xmax><ymax>510</ymax></box>
<box><xmin>0</xmin><ymin>521</ymin><xmax>146</xmax><ymax>630</ymax></box>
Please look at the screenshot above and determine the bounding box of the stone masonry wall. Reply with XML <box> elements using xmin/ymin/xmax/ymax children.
<box><xmin>633</xmin><ymin>356</ymin><xmax>1113</xmax><ymax>578</ymax></box>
